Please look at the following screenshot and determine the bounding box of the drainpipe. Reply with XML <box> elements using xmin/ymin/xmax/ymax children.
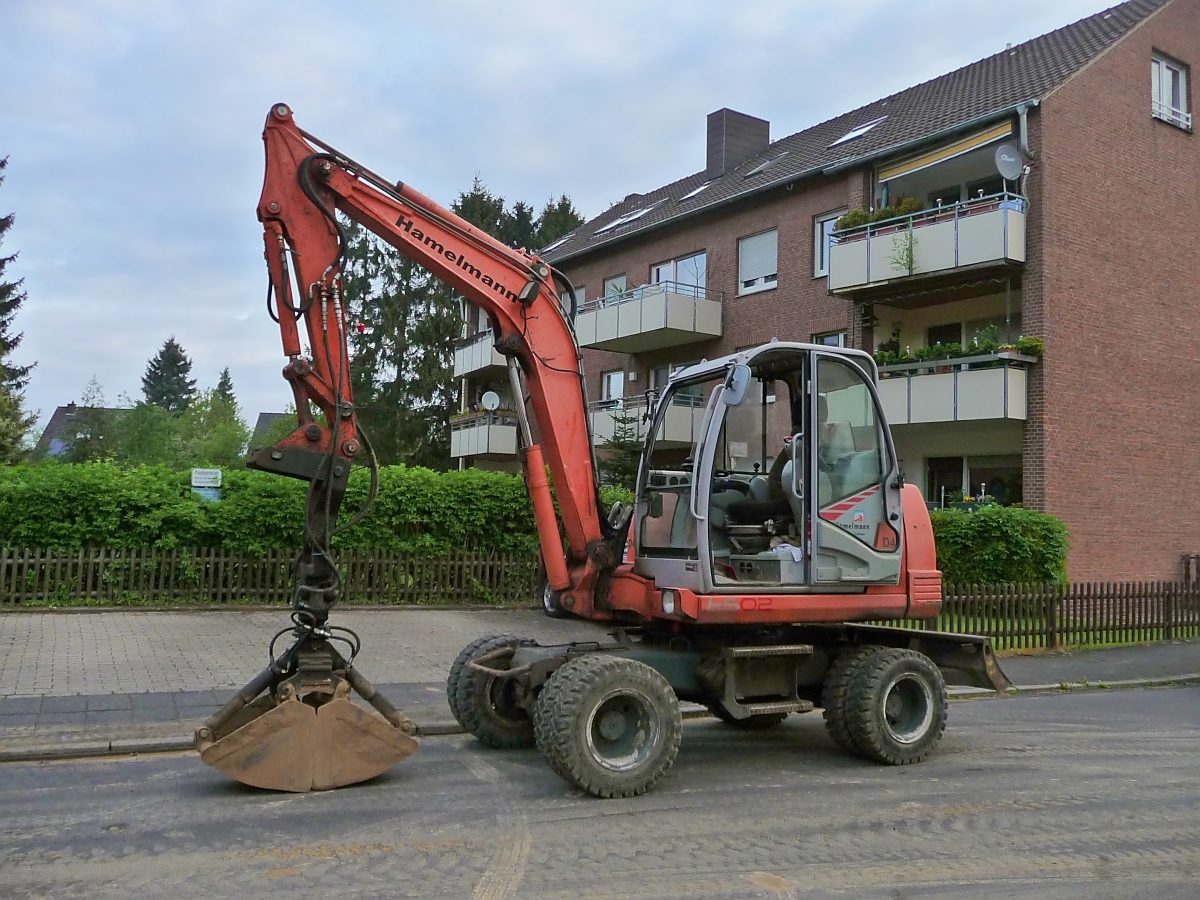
<box><xmin>1016</xmin><ymin>101</ymin><xmax>1038</xmax><ymax>159</ymax></box>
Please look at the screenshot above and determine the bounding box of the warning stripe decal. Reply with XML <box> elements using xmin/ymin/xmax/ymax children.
<box><xmin>819</xmin><ymin>484</ymin><xmax>881</xmax><ymax>521</ymax></box>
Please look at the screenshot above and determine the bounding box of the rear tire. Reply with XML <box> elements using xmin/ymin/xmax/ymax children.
<box><xmin>821</xmin><ymin>645</ymin><xmax>881</xmax><ymax>756</ymax></box>
<box><xmin>535</xmin><ymin>654</ymin><xmax>681</xmax><ymax>799</ymax></box>
<box><xmin>845</xmin><ymin>648</ymin><xmax>947</xmax><ymax>765</ymax></box>
<box><xmin>706</xmin><ymin>703</ymin><xmax>789</xmax><ymax>729</ymax></box>
<box><xmin>454</xmin><ymin>634</ymin><xmax>536</xmax><ymax>749</ymax></box>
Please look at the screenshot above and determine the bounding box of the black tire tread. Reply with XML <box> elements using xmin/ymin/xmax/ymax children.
<box><xmin>845</xmin><ymin>648</ymin><xmax>948</xmax><ymax>766</ymax></box>
<box><xmin>454</xmin><ymin>634</ymin><xmax>536</xmax><ymax>749</ymax></box>
<box><xmin>534</xmin><ymin>654</ymin><xmax>682</xmax><ymax>799</ymax></box>
<box><xmin>447</xmin><ymin>633</ymin><xmax>520</xmax><ymax>726</ymax></box>
<box><xmin>821</xmin><ymin>645</ymin><xmax>882</xmax><ymax>756</ymax></box>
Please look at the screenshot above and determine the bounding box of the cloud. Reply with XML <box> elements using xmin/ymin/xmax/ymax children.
<box><xmin>0</xmin><ymin>0</ymin><xmax>1112</xmax><ymax>432</ymax></box>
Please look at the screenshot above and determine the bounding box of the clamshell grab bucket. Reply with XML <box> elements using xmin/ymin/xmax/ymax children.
<box><xmin>195</xmin><ymin>655</ymin><xmax>418</xmax><ymax>792</ymax></box>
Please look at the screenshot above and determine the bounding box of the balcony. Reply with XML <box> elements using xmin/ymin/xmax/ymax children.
<box><xmin>589</xmin><ymin>394</ymin><xmax>705</xmax><ymax>449</ymax></box>
<box><xmin>453</xmin><ymin>330</ymin><xmax>507</xmax><ymax>379</ymax></box>
<box><xmin>829</xmin><ymin>192</ymin><xmax>1026</xmax><ymax>301</ymax></box>
<box><xmin>876</xmin><ymin>351</ymin><xmax>1035</xmax><ymax>426</ymax></box>
<box><xmin>450</xmin><ymin>412</ymin><xmax>518</xmax><ymax>459</ymax></box>
<box><xmin>574</xmin><ymin>282</ymin><xmax>722</xmax><ymax>353</ymax></box>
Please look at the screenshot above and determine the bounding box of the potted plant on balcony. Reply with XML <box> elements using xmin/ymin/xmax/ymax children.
<box><xmin>1015</xmin><ymin>335</ymin><xmax>1044</xmax><ymax>357</ymax></box>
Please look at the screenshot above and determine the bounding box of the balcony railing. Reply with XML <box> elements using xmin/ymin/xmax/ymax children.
<box><xmin>453</xmin><ymin>330</ymin><xmax>507</xmax><ymax>379</ymax></box>
<box><xmin>450</xmin><ymin>411</ymin><xmax>518</xmax><ymax>458</ymax></box>
<box><xmin>829</xmin><ymin>192</ymin><xmax>1026</xmax><ymax>295</ymax></box>
<box><xmin>875</xmin><ymin>350</ymin><xmax>1036</xmax><ymax>425</ymax></box>
<box><xmin>589</xmin><ymin>393</ymin><xmax>706</xmax><ymax>449</ymax></box>
<box><xmin>575</xmin><ymin>281</ymin><xmax>722</xmax><ymax>353</ymax></box>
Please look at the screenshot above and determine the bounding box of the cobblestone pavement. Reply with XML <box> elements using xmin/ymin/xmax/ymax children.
<box><xmin>0</xmin><ymin>610</ymin><xmax>608</xmax><ymax>697</ymax></box>
<box><xmin>2</xmin><ymin>686</ymin><xmax>1198</xmax><ymax>899</ymax></box>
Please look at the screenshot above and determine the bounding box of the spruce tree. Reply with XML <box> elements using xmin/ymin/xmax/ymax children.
<box><xmin>535</xmin><ymin>194</ymin><xmax>585</xmax><ymax>248</ymax></box>
<box><xmin>141</xmin><ymin>337</ymin><xmax>197</xmax><ymax>412</ymax></box>
<box><xmin>215</xmin><ymin>367</ymin><xmax>236</xmax><ymax>407</ymax></box>
<box><xmin>0</xmin><ymin>156</ymin><xmax>33</xmax><ymax>394</ymax></box>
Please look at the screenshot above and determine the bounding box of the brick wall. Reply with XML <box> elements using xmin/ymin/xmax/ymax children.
<box><xmin>1038</xmin><ymin>0</ymin><xmax>1200</xmax><ymax>579</ymax></box>
<box><xmin>559</xmin><ymin>175</ymin><xmax>858</xmax><ymax>401</ymax></box>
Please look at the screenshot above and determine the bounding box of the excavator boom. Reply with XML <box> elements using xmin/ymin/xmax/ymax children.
<box><xmin>197</xmin><ymin>103</ymin><xmax>615</xmax><ymax>791</ymax></box>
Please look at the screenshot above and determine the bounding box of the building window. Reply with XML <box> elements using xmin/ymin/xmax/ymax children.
<box><xmin>603</xmin><ymin>274</ymin><xmax>627</xmax><ymax>300</ymax></box>
<box><xmin>601</xmin><ymin>370</ymin><xmax>624</xmax><ymax>406</ymax></box>
<box><xmin>814</xmin><ymin>211</ymin><xmax>845</xmax><ymax>277</ymax></box>
<box><xmin>927</xmin><ymin>322</ymin><xmax>962</xmax><ymax>347</ymax></box>
<box><xmin>813</xmin><ymin>331</ymin><xmax>847</xmax><ymax>347</ymax></box>
<box><xmin>651</xmin><ymin>252</ymin><xmax>707</xmax><ymax>297</ymax></box>
<box><xmin>738</xmin><ymin>229</ymin><xmax>778</xmax><ymax>295</ymax></box>
<box><xmin>1152</xmin><ymin>53</ymin><xmax>1191</xmax><ymax>129</ymax></box>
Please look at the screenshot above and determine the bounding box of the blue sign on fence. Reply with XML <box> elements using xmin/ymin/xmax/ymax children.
<box><xmin>192</xmin><ymin>487</ymin><xmax>222</xmax><ymax>503</ymax></box>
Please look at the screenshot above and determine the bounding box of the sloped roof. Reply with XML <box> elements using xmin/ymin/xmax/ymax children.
<box><xmin>545</xmin><ymin>0</ymin><xmax>1168</xmax><ymax>264</ymax></box>
<box><xmin>250</xmin><ymin>412</ymin><xmax>291</xmax><ymax>448</ymax></box>
<box><xmin>33</xmin><ymin>404</ymin><xmax>124</xmax><ymax>457</ymax></box>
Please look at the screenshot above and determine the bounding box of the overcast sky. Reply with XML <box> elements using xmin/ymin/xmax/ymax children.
<box><xmin>2</xmin><ymin>0</ymin><xmax>1113</xmax><ymax>431</ymax></box>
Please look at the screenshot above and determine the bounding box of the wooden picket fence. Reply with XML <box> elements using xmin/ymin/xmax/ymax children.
<box><xmin>0</xmin><ymin>547</ymin><xmax>539</xmax><ymax>606</ymax></box>
<box><xmin>2</xmin><ymin>548</ymin><xmax>1199</xmax><ymax>651</ymax></box>
<box><xmin>880</xmin><ymin>581</ymin><xmax>1200</xmax><ymax>650</ymax></box>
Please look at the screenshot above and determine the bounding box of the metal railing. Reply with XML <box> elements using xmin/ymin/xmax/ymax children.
<box><xmin>831</xmin><ymin>190</ymin><xmax>1026</xmax><ymax>244</ymax></box>
<box><xmin>450</xmin><ymin>411</ymin><xmax>518</xmax><ymax>431</ymax></box>
<box><xmin>877</xmin><ymin>349</ymin><xmax>1037</xmax><ymax>376</ymax></box>
<box><xmin>579</xmin><ymin>280</ymin><xmax>719</xmax><ymax>314</ymax></box>
<box><xmin>1152</xmin><ymin>100</ymin><xmax>1192</xmax><ymax>129</ymax></box>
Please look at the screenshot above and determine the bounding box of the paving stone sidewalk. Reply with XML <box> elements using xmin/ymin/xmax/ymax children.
<box><xmin>1</xmin><ymin>608</ymin><xmax>1197</xmax><ymax>758</ymax></box>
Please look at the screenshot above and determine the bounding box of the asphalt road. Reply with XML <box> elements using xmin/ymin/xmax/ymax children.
<box><xmin>3</xmin><ymin>687</ymin><xmax>1199</xmax><ymax>899</ymax></box>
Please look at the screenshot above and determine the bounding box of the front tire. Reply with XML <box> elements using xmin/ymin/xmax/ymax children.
<box><xmin>454</xmin><ymin>634</ymin><xmax>536</xmax><ymax>749</ymax></box>
<box><xmin>845</xmin><ymin>648</ymin><xmax>947</xmax><ymax>765</ymax></box>
<box><xmin>535</xmin><ymin>654</ymin><xmax>682</xmax><ymax>799</ymax></box>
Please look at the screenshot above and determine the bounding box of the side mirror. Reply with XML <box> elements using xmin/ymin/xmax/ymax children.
<box><xmin>720</xmin><ymin>364</ymin><xmax>752</xmax><ymax>407</ymax></box>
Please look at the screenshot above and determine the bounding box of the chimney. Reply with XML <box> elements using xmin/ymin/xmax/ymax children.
<box><xmin>706</xmin><ymin>108</ymin><xmax>770</xmax><ymax>179</ymax></box>
<box><xmin>65</xmin><ymin>402</ymin><xmax>77</xmax><ymax>416</ymax></box>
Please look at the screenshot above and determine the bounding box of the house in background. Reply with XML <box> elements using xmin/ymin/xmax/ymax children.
<box><xmin>32</xmin><ymin>402</ymin><xmax>125</xmax><ymax>459</ymax></box>
<box><xmin>523</xmin><ymin>0</ymin><xmax>1195</xmax><ymax>580</ymax></box>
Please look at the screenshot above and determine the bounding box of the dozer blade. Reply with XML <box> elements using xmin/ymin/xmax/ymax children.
<box><xmin>198</xmin><ymin>695</ymin><xmax>417</xmax><ymax>792</ymax></box>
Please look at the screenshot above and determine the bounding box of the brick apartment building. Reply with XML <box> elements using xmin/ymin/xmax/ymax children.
<box><xmin>452</xmin><ymin>0</ymin><xmax>1200</xmax><ymax>581</ymax></box>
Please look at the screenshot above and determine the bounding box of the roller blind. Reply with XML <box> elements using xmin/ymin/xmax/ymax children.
<box><xmin>738</xmin><ymin>229</ymin><xmax>778</xmax><ymax>293</ymax></box>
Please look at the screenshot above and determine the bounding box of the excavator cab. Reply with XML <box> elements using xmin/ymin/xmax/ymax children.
<box><xmin>633</xmin><ymin>343</ymin><xmax>905</xmax><ymax>595</ymax></box>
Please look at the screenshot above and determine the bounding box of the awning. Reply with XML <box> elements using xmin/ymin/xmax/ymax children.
<box><xmin>878</xmin><ymin>122</ymin><xmax>1013</xmax><ymax>183</ymax></box>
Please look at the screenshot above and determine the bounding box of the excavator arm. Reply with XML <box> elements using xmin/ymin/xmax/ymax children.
<box><xmin>252</xmin><ymin>102</ymin><xmax>615</xmax><ymax>609</ymax></box>
<box><xmin>196</xmin><ymin>103</ymin><xmax>621</xmax><ymax>792</ymax></box>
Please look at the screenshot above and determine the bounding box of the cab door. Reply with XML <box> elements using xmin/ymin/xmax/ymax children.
<box><xmin>810</xmin><ymin>353</ymin><xmax>903</xmax><ymax>585</ymax></box>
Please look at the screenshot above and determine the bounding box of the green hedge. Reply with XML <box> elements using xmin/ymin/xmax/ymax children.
<box><xmin>0</xmin><ymin>464</ymin><xmax>1065</xmax><ymax>581</ymax></box>
<box><xmin>929</xmin><ymin>506</ymin><xmax>1069</xmax><ymax>584</ymax></box>
<box><xmin>0</xmin><ymin>462</ymin><xmax>634</xmax><ymax>556</ymax></box>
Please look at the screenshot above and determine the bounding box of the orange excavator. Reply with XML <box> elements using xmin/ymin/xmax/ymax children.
<box><xmin>196</xmin><ymin>104</ymin><xmax>1009</xmax><ymax>797</ymax></box>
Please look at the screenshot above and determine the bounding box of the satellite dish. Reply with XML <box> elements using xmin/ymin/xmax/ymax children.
<box><xmin>994</xmin><ymin>143</ymin><xmax>1024</xmax><ymax>181</ymax></box>
<box><xmin>480</xmin><ymin>391</ymin><xmax>500</xmax><ymax>412</ymax></box>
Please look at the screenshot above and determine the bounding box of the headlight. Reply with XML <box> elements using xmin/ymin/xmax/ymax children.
<box><xmin>661</xmin><ymin>589</ymin><xmax>677</xmax><ymax>615</ymax></box>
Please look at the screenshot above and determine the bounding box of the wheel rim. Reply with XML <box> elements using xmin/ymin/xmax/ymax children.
<box><xmin>542</xmin><ymin>581</ymin><xmax>556</xmax><ymax>612</ymax></box>
<box><xmin>880</xmin><ymin>673</ymin><xmax>934</xmax><ymax>744</ymax></box>
<box><xmin>584</xmin><ymin>688</ymin><xmax>660</xmax><ymax>773</ymax></box>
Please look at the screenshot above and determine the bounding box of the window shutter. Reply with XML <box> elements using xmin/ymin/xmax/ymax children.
<box><xmin>738</xmin><ymin>230</ymin><xmax>778</xmax><ymax>289</ymax></box>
